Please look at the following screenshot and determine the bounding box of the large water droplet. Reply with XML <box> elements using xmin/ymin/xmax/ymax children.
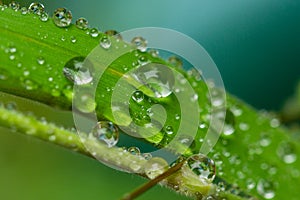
<box><xmin>131</xmin><ymin>36</ymin><xmax>147</xmax><ymax>52</ymax></box>
<box><xmin>52</xmin><ymin>8</ymin><xmax>72</xmax><ymax>28</ymax></box>
<box><xmin>144</xmin><ymin>157</ymin><xmax>169</xmax><ymax>179</ymax></box>
<box><xmin>75</xmin><ymin>17</ymin><xmax>88</xmax><ymax>30</ymax></box>
<box><xmin>63</xmin><ymin>56</ymin><xmax>93</xmax><ymax>85</ymax></box>
<box><xmin>89</xmin><ymin>28</ymin><xmax>99</xmax><ymax>38</ymax></box>
<box><xmin>185</xmin><ymin>154</ymin><xmax>216</xmax><ymax>182</ymax></box>
<box><xmin>28</xmin><ymin>2</ymin><xmax>44</xmax><ymax>15</ymax></box>
<box><xmin>91</xmin><ymin>121</ymin><xmax>119</xmax><ymax>148</ymax></box>
<box><xmin>257</xmin><ymin>179</ymin><xmax>276</xmax><ymax>199</ymax></box>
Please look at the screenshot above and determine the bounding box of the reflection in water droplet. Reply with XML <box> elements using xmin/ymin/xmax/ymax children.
<box><xmin>63</xmin><ymin>56</ymin><xmax>93</xmax><ymax>85</ymax></box>
<box><xmin>144</xmin><ymin>157</ymin><xmax>169</xmax><ymax>179</ymax></box>
<box><xmin>91</xmin><ymin>121</ymin><xmax>119</xmax><ymax>148</ymax></box>
<box><xmin>100</xmin><ymin>35</ymin><xmax>111</xmax><ymax>49</ymax></box>
<box><xmin>28</xmin><ymin>2</ymin><xmax>44</xmax><ymax>15</ymax></box>
<box><xmin>185</xmin><ymin>154</ymin><xmax>216</xmax><ymax>182</ymax></box>
<box><xmin>52</xmin><ymin>8</ymin><xmax>72</xmax><ymax>28</ymax></box>
<box><xmin>75</xmin><ymin>17</ymin><xmax>88</xmax><ymax>30</ymax></box>
<box><xmin>131</xmin><ymin>36</ymin><xmax>147</xmax><ymax>52</ymax></box>
<box><xmin>257</xmin><ymin>179</ymin><xmax>275</xmax><ymax>199</ymax></box>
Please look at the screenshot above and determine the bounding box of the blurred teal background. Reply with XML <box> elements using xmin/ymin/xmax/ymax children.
<box><xmin>1</xmin><ymin>0</ymin><xmax>300</xmax><ymax>200</ymax></box>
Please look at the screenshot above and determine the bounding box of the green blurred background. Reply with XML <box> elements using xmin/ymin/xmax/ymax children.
<box><xmin>1</xmin><ymin>0</ymin><xmax>300</xmax><ymax>199</ymax></box>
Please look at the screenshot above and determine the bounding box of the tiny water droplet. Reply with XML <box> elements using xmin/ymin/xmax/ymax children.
<box><xmin>277</xmin><ymin>142</ymin><xmax>297</xmax><ymax>164</ymax></box>
<box><xmin>132</xmin><ymin>90</ymin><xmax>144</xmax><ymax>103</ymax></box>
<box><xmin>20</xmin><ymin>7</ymin><xmax>27</xmax><ymax>15</ymax></box>
<box><xmin>131</xmin><ymin>36</ymin><xmax>147</xmax><ymax>52</ymax></box>
<box><xmin>168</xmin><ymin>56</ymin><xmax>183</xmax><ymax>68</ymax></box>
<box><xmin>257</xmin><ymin>179</ymin><xmax>275</xmax><ymax>199</ymax></box>
<box><xmin>190</xmin><ymin>94</ymin><xmax>198</xmax><ymax>102</ymax></box>
<box><xmin>100</xmin><ymin>35</ymin><xmax>111</xmax><ymax>49</ymax></box>
<box><xmin>128</xmin><ymin>146</ymin><xmax>141</xmax><ymax>155</ymax></box>
<box><xmin>28</xmin><ymin>2</ymin><xmax>44</xmax><ymax>15</ymax></box>
<box><xmin>164</xmin><ymin>125</ymin><xmax>174</xmax><ymax>135</ymax></box>
<box><xmin>148</xmin><ymin>49</ymin><xmax>159</xmax><ymax>57</ymax></box>
<box><xmin>144</xmin><ymin>157</ymin><xmax>169</xmax><ymax>179</ymax></box>
<box><xmin>39</xmin><ymin>12</ymin><xmax>48</xmax><ymax>22</ymax></box>
<box><xmin>185</xmin><ymin>154</ymin><xmax>216</xmax><ymax>182</ymax></box>
<box><xmin>142</xmin><ymin>153</ymin><xmax>152</xmax><ymax>160</ymax></box>
<box><xmin>89</xmin><ymin>28</ymin><xmax>99</xmax><ymax>38</ymax></box>
<box><xmin>22</xmin><ymin>79</ymin><xmax>38</xmax><ymax>90</ymax></box>
<box><xmin>53</xmin><ymin>8</ymin><xmax>72</xmax><ymax>28</ymax></box>
<box><xmin>91</xmin><ymin>121</ymin><xmax>119</xmax><ymax>148</ymax></box>
<box><xmin>9</xmin><ymin>1</ymin><xmax>20</xmax><ymax>11</ymax></box>
<box><xmin>75</xmin><ymin>17</ymin><xmax>88</xmax><ymax>30</ymax></box>
<box><xmin>70</xmin><ymin>36</ymin><xmax>77</xmax><ymax>43</ymax></box>
<box><xmin>138</xmin><ymin>55</ymin><xmax>148</xmax><ymax>64</ymax></box>
<box><xmin>37</xmin><ymin>56</ymin><xmax>45</xmax><ymax>65</ymax></box>
<box><xmin>63</xmin><ymin>56</ymin><xmax>93</xmax><ymax>85</ymax></box>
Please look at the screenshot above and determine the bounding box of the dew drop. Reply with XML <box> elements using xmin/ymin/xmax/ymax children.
<box><xmin>148</xmin><ymin>49</ymin><xmax>159</xmax><ymax>57</ymax></box>
<box><xmin>142</xmin><ymin>153</ymin><xmax>152</xmax><ymax>160</ymax></box>
<box><xmin>89</xmin><ymin>28</ymin><xmax>99</xmax><ymax>38</ymax></box>
<box><xmin>128</xmin><ymin>146</ymin><xmax>141</xmax><ymax>155</ymax></box>
<box><xmin>168</xmin><ymin>56</ymin><xmax>183</xmax><ymax>68</ymax></box>
<box><xmin>37</xmin><ymin>56</ymin><xmax>45</xmax><ymax>65</ymax></box>
<box><xmin>39</xmin><ymin>12</ymin><xmax>48</xmax><ymax>22</ymax></box>
<box><xmin>131</xmin><ymin>36</ymin><xmax>147</xmax><ymax>52</ymax></box>
<box><xmin>132</xmin><ymin>90</ymin><xmax>144</xmax><ymax>103</ymax></box>
<box><xmin>91</xmin><ymin>121</ymin><xmax>119</xmax><ymax>148</ymax></box>
<box><xmin>28</xmin><ymin>2</ymin><xmax>44</xmax><ymax>15</ymax></box>
<box><xmin>52</xmin><ymin>8</ymin><xmax>72</xmax><ymax>28</ymax></box>
<box><xmin>270</xmin><ymin>118</ymin><xmax>280</xmax><ymax>128</ymax></box>
<box><xmin>20</xmin><ymin>7</ymin><xmax>27</xmax><ymax>15</ymax></box>
<box><xmin>144</xmin><ymin>157</ymin><xmax>169</xmax><ymax>179</ymax></box>
<box><xmin>22</xmin><ymin>79</ymin><xmax>38</xmax><ymax>90</ymax></box>
<box><xmin>75</xmin><ymin>17</ymin><xmax>88</xmax><ymax>30</ymax></box>
<box><xmin>70</xmin><ymin>36</ymin><xmax>77</xmax><ymax>43</ymax></box>
<box><xmin>257</xmin><ymin>179</ymin><xmax>275</xmax><ymax>199</ymax></box>
<box><xmin>100</xmin><ymin>35</ymin><xmax>111</xmax><ymax>49</ymax></box>
<box><xmin>105</xmin><ymin>30</ymin><xmax>122</xmax><ymax>40</ymax></box>
<box><xmin>164</xmin><ymin>125</ymin><xmax>174</xmax><ymax>135</ymax></box>
<box><xmin>223</xmin><ymin>124</ymin><xmax>235</xmax><ymax>136</ymax></box>
<box><xmin>9</xmin><ymin>1</ymin><xmax>20</xmax><ymax>11</ymax></box>
<box><xmin>277</xmin><ymin>142</ymin><xmax>297</xmax><ymax>164</ymax></box>
<box><xmin>185</xmin><ymin>154</ymin><xmax>216</xmax><ymax>182</ymax></box>
<box><xmin>63</xmin><ymin>56</ymin><xmax>93</xmax><ymax>85</ymax></box>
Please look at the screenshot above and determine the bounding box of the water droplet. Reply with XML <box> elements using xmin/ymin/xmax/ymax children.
<box><xmin>22</xmin><ymin>79</ymin><xmax>38</xmax><ymax>90</ymax></box>
<box><xmin>257</xmin><ymin>179</ymin><xmax>275</xmax><ymax>199</ymax></box>
<box><xmin>20</xmin><ymin>7</ymin><xmax>27</xmax><ymax>15</ymax></box>
<box><xmin>105</xmin><ymin>30</ymin><xmax>122</xmax><ymax>40</ymax></box>
<box><xmin>132</xmin><ymin>90</ymin><xmax>144</xmax><ymax>103</ymax></box>
<box><xmin>277</xmin><ymin>142</ymin><xmax>297</xmax><ymax>164</ymax></box>
<box><xmin>52</xmin><ymin>8</ymin><xmax>72</xmax><ymax>28</ymax></box>
<box><xmin>131</xmin><ymin>36</ymin><xmax>147</xmax><ymax>52</ymax></box>
<box><xmin>175</xmin><ymin>113</ymin><xmax>181</xmax><ymax>120</ymax></box>
<box><xmin>39</xmin><ymin>12</ymin><xmax>48</xmax><ymax>22</ymax></box>
<box><xmin>246</xmin><ymin>179</ymin><xmax>256</xmax><ymax>190</ymax></box>
<box><xmin>128</xmin><ymin>146</ymin><xmax>141</xmax><ymax>155</ymax></box>
<box><xmin>91</xmin><ymin>121</ymin><xmax>119</xmax><ymax>148</ymax></box>
<box><xmin>63</xmin><ymin>56</ymin><xmax>93</xmax><ymax>85</ymax></box>
<box><xmin>89</xmin><ymin>28</ymin><xmax>99</xmax><ymax>38</ymax></box>
<box><xmin>100</xmin><ymin>35</ymin><xmax>111</xmax><ymax>49</ymax></box>
<box><xmin>260</xmin><ymin>133</ymin><xmax>271</xmax><ymax>147</ymax></box>
<box><xmin>138</xmin><ymin>55</ymin><xmax>148</xmax><ymax>64</ymax></box>
<box><xmin>37</xmin><ymin>56</ymin><xmax>45</xmax><ymax>65</ymax></box>
<box><xmin>144</xmin><ymin>157</ymin><xmax>169</xmax><ymax>179</ymax></box>
<box><xmin>164</xmin><ymin>125</ymin><xmax>174</xmax><ymax>135</ymax></box>
<box><xmin>223</xmin><ymin>124</ymin><xmax>235</xmax><ymax>136</ymax></box>
<box><xmin>270</xmin><ymin>118</ymin><xmax>280</xmax><ymax>128</ymax></box>
<box><xmin>142</xmin><ymin>153</ymin><xmax>152</xmax><ymax>160</ymax></box>
<box><xmin>9</xmin><ymin>1</ymin><xmax>20</xmax><ymax>11</ymax></box>
<box><xmin>28</xmin><ymin>2</ymin><xmax>44</xmax><ymax>15</ymax></box>
<box><xmin>148</xmin><ymin>49</ymin><xmax>159</xmax><ymax>57</ymax></box>
<box><xmin>70</xmin><ymin>36</ymin><xmax>77</xmax><ymax>43</ymax></box>
<box><xmin>239</xmin><ymin>122</ymin><xmax>249</xmax><ymax>131</ymax></box>
<box><xmin>185</xmin><ymin>154</ymin><xmax>216</xmax><ymax>182</ymax></box>
<box><xmin>75</xmin><ymin>17</ymin><xmax>88</xmax><ymax>30</ymax></box>
<box><xmin>0</xmin><ymin>69</ymin><xmax>9</xmax><ymax>80</ymax></box>
<box><xmin>168</xmin><ymin>56</ymin><xmax>183</xmax><ymax>68</ymax></box>
<box><xmin>190</xmin><ymin>94</ymin><xmax>198</xmax><ymax>102</ymax></box>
